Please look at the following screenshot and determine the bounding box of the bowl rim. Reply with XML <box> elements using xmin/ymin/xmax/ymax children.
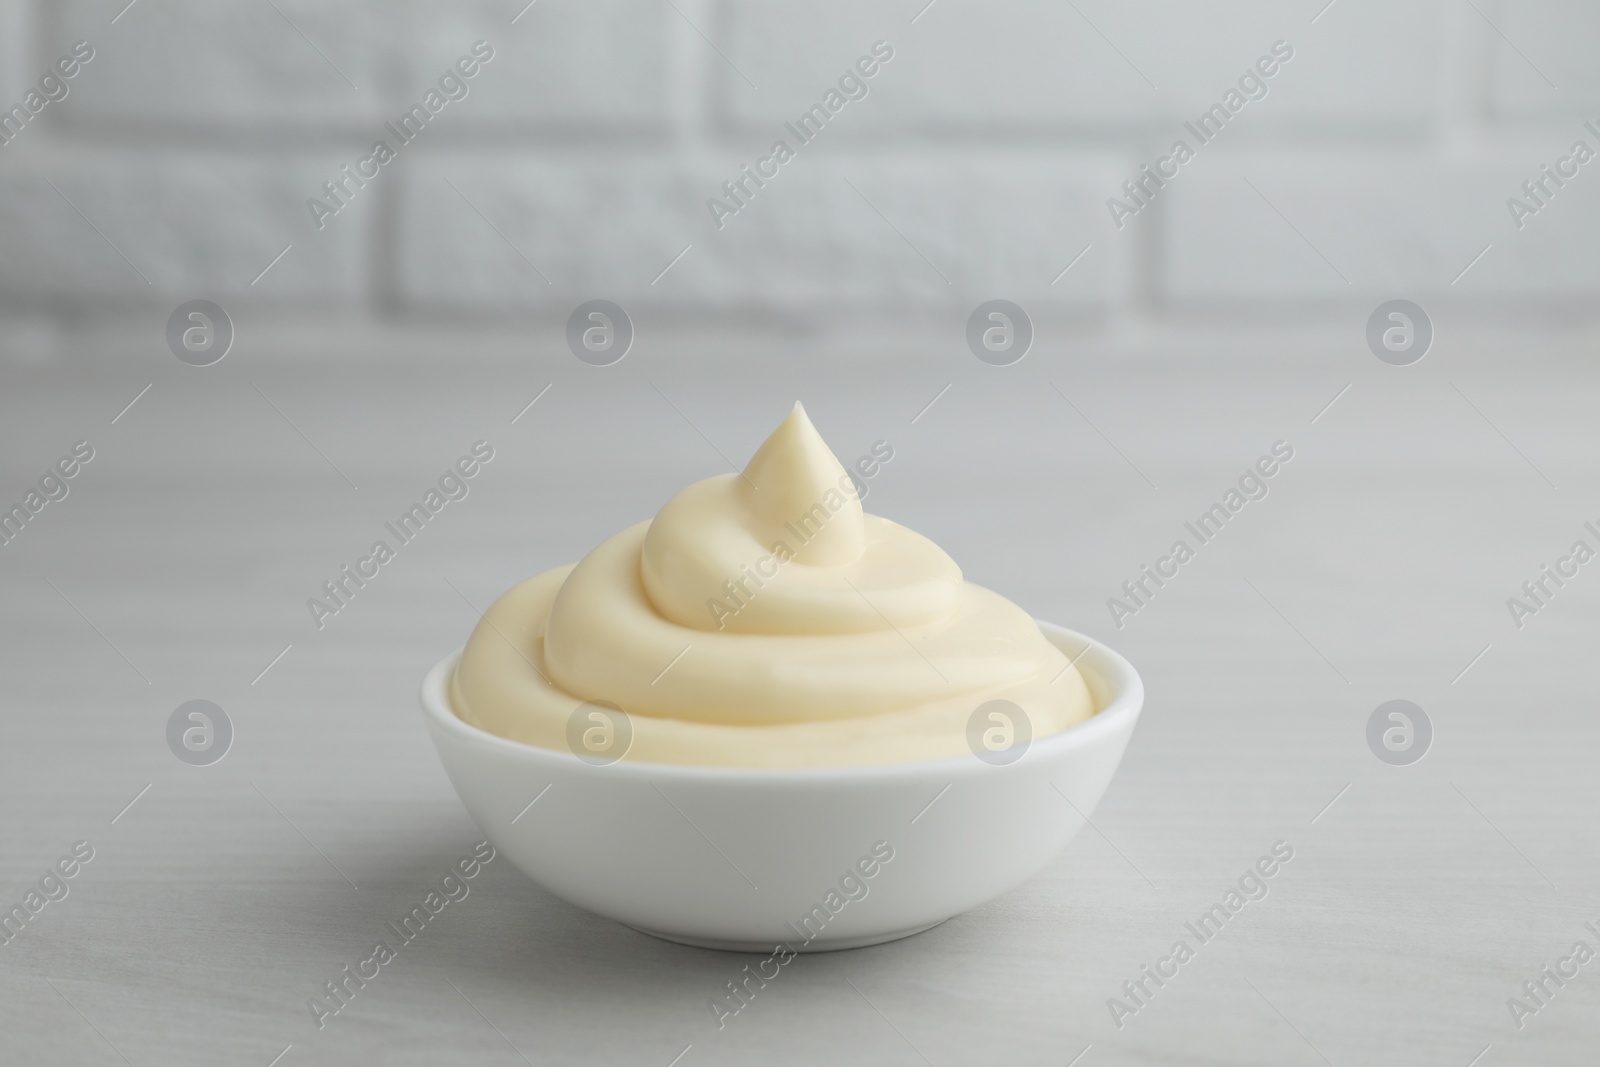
<box><xmin>420</xmin><ymin>620</ymin><xmax>1143</xmax><ymax>783</ymax></box>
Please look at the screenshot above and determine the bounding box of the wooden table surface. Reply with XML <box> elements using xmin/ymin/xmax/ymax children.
<box><xmin>3</xmin><ymin>329</ymin><xmax>1597</xmax><ymax>1066</ymax></box>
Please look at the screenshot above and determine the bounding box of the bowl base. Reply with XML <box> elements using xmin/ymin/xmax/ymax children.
<box><xmin>625</xmin><ymin>918</ymin><xmax>948</xmax><ymax>954</ymax></box>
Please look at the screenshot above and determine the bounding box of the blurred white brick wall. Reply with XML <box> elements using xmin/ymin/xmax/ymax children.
<box><xmin>0</xmin><ymin>0</ymin><xmax>1596</xmax><ymax>344</ymax></box>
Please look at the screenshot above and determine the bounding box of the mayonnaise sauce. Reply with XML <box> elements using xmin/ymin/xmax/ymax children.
<box><xmin>451</xmin><ymin>403</ymin><xmax>1094</xmax><ymax>767</ymax></box>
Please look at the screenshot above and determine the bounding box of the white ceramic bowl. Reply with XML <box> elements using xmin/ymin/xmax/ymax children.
<box><xmin>420</xmin><ymin>622</ymin><xmax>1143</xmax><ymax>952</ymax></box>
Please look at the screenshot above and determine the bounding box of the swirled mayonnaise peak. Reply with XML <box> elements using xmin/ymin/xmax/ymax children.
<box><xmin>450</xmin><ymin>402</ymin><xmax>1095</xmax><ymax>768</ymax></box>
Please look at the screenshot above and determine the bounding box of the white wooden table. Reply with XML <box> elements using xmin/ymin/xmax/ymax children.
<box><xmin>3</xmin><ymin>331</ymin><xmax>1596</xmax><ymax>1065</ymax></box>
